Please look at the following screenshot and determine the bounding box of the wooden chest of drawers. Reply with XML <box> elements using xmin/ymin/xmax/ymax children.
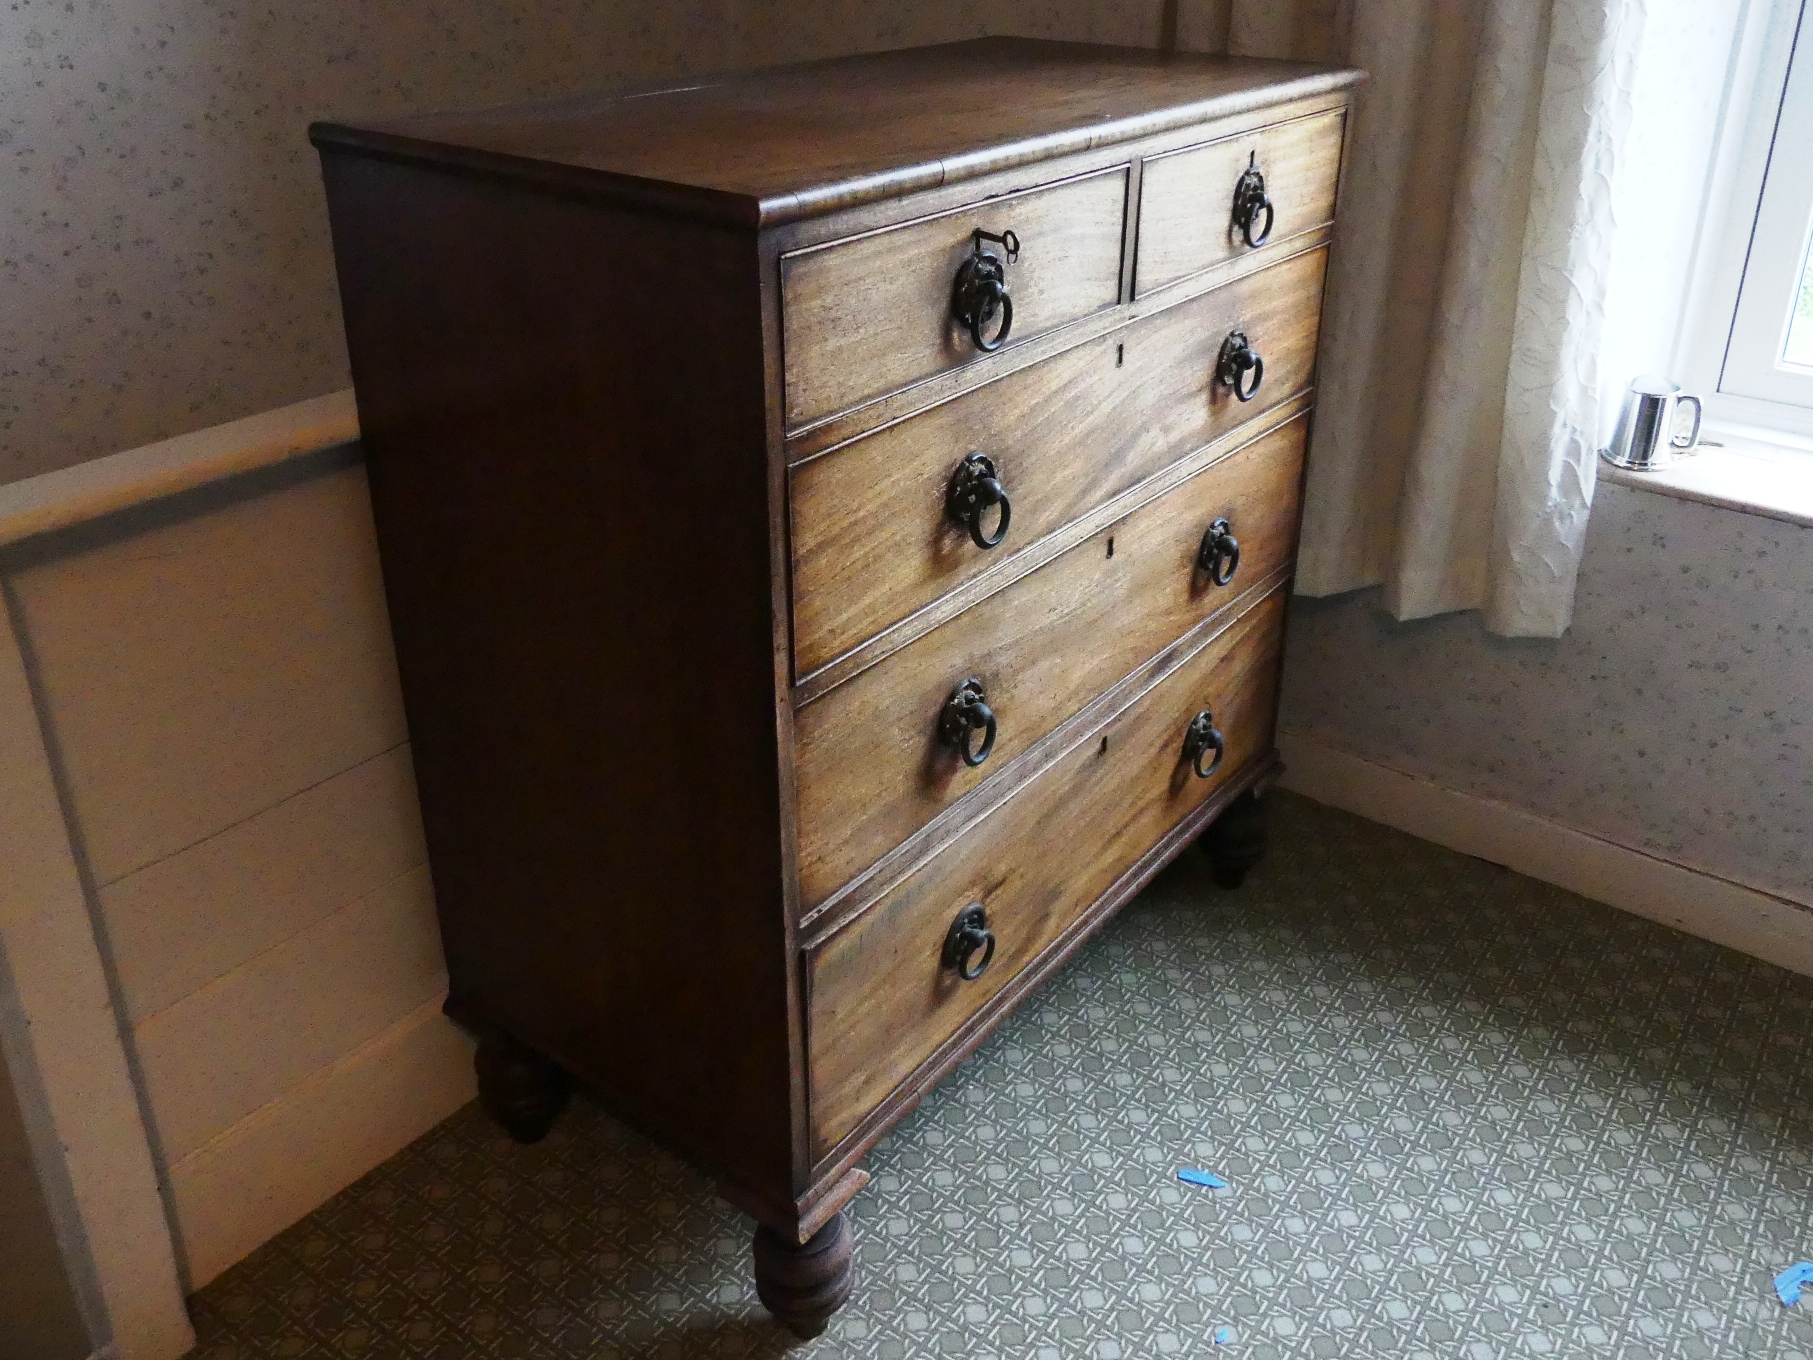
<box><xmin>311</xmin><ymin>38</ymin><xmax>1359</xmax><ymax>1335</ymax></box>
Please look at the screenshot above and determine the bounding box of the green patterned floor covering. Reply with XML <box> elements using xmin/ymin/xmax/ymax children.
<box><xmin>187</xmin><ymin>792</ymin><xmax>1813</xmax><ymax>1359</ymax></box>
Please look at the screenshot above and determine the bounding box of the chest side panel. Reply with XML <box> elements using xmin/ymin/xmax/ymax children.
<box><xmin>317</xmin><ymin>152</ymin><xmax>797</xmax><ymax>1202</ymax></box>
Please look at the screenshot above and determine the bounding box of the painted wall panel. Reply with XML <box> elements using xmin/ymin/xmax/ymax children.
<box><xmin>0</xmin><ymin>1044</ymin><xmax>91</xmax><ymax>1360</ymax></box>
<box><xmin>133</xmin><ymin>865</ymin><xmax>445</xmax><ymax>1164</ymax></box>
<box><xmin>0</xmin><ymin>593</ymin><xmax>193</xmax><ymax>1359</ymax></box>
<box><xmin>8</xmin><ymin>464</ymin><xmax>408</xmax><ymax>884</ymax></box>
<box><xmin>101</xmin><ymin>744</ymin><xmax>426</xmax><ymax>1025</ymax></box>
<box><xmin>165</xmin><ymin>998</ymin><xmax>475</xmax><ymax>1290</ymax></box>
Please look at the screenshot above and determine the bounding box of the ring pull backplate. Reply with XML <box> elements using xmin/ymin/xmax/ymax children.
<box><xmin>946</xmin><ymin>452</ymin><xmax>1013</xmax><ymax>549</ymax></box>
<box><xmin>938</xmin><ymin>677</ymin><xmax>998</xmax><ymax>768</ymax></box>
<box><xmin>951</xmin><ymin>229</ymin><xmax>1020</xmax><ymax>353</ymax></box>
<box><xmin>942</xmin><ymin>902</ymin><xmax>996</xmax><ymax>981</ymax></box>
<box><xmin>1182</xmin><ymin>710</ymin><xmax>1226</xmax><ymax>780</ymax></box>
<box><xmin>1231</xmin><ymin>151</ymin><xmax>1275</xmax><ymax>249</ymax></box>
<box><xmin>1216</xmin><ymin>331</ymin><xmax>1264</xmax><ymax>402</ymax></box>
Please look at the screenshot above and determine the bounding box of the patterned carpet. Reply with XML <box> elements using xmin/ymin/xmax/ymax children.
<box><xmin>186</xmin><ymin>792</ymin><xmax>1813</xmax><ymax>1360</ymax></box>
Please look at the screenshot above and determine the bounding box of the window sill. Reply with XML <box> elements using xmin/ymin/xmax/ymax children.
<box><xmin>1600</xmin><ymin>425</ymin><xmax>1813</xmax><ymax>529</ymax></box>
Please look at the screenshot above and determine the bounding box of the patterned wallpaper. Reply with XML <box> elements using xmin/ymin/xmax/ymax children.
<box><xmin>0</xmin><ymin>0</ymin><xmax>1170</xmax><ymax>483</ymax></box>
<box><xmin>1281</xmin><ymin>481</ymin><xmax>1813</xmax><ymax>907</ymax></box>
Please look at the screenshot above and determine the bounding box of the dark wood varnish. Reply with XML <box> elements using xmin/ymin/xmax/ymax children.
<box><xmin>793</xmin><ymin>418</ymin><xmax>1309</xmax><ymax>909</ymax></box>
<box><xmin>311</xmin><ymin>40</ymin><xmax>1359</xmax><ymax>225</ymax></box>
<box><xmin>1136</xmin><ymin>106</ymin><xmax>1346</xmax><ymax>294</ymax></box>
<box><xmin>752</xmin><ymin>1212</ymin><xmax>856</xmax><ymax>1339</ymax></box>
<box><xmin>807</xmin><ymin>589</ymin><xmax>1287</xmax><ymax>1154</ymax></box>
<box><xmin>1199</xmin><ymin>787</ymin><xmax>1271</xmax><ymax>887</ymax></box>
<box><xmin>471</xmin><ymin>1015</ymin><xmax>572</xmax><ymax>1144</ymax></box>
<box><xmin>781</xmin><ymin>166</ymin><xmax>1128</xmax><ymax>427</ymax></box>
<box><xmin>310</xmin><ymin>38</ymin><xmax>1360</xmax><ymax>1333</ymax></box>
<box><xmin>789</xmin><ymin>246</ymin><xmax>1328</xmax><ymax>678</ymax></box>
<box><xmin>314</xmin><ymin>152</ymin><xmax>797</xmax><ymax>1204</ymax></box>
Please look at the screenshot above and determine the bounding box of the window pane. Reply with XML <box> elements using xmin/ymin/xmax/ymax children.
<box><xmin>1723</xmin><ymin>3</ymin><xmax>1813</xmax><ymax>411</ymax></box>
<box><xmin>1788</xmin><ymin>227</ymin><xmax>1813</xmax><ymax>369</ymax></box>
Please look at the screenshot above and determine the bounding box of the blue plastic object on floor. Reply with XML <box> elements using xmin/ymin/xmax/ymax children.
<box><xmin>1215</xmin><ymin>1325</ymin><xmax>1234</xmax><ymax>1344</ymax></box>
<box><xmin>1178</xmin><ymin>1168</ymin><xmax>1228</xmax><ymax>1188</ymax></box>
<box><xmin>1775</xmin><ymin>1262</ymin><xmax>1813</xmax><ymax>1306</ymax></box>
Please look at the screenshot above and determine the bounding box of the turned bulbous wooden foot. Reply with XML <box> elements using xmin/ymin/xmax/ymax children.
<box><xmin>1200</xmin><ymin>788</ymin><xmax>1268</xmax><ymax>888</ymax></box>
<box><xmin>752</xmin><ymin>1212</ymin><xmax>855</xmax><ymax>1339</ymax></box>
<box><xmin>474</xmin><ymin>1028</ymin><xmax>570</xmax><ymax>1144</ymax></box>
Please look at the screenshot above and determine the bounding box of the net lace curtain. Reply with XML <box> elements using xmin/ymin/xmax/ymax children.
<box><xmin>1209</xmin><ymin>0</ymin><xmax>1730</xmax><ymax>637</ymax></box>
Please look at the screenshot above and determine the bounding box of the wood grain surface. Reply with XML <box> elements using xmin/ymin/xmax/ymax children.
<box><xmin>793</xmin><ymin>418</ymin><xmax>1307</xmax><ymax>908</ymax></box>
<box><xmin>318</xmin><ymin>151</ymin><xmax>799</xmax><ymax>1209</ymax></box>
<box><xmin>311</xmin><ymin>39</ymin><xmax>1362</xmax><ymax>227</ymax></box>
<box><xmin>788</xmin><ymin>246</ymin><xmax>1328</xmax><ymax>678</ymax></box>
<box><xmin>781</xmin><ymin>167</ymin><xmax>1127</xmax><ymax>428</ymax></box>
<box><xmin>806</xmin><ymin>588</ymin><xmax>1286</xmax><ymax>1153</ymax></box>
<box><xmin>1136</xmin><ymin>106</ymin><xmax>1345</xmax><ymax>296</ymax></box>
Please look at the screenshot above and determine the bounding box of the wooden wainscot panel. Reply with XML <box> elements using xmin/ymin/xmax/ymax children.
<box><xmin>789</xmin><ymin>246</ymin><xmax>1328</xmax><ymax>679</ymax></box>
<box><xmin>1136</xmin><ymin>107</ymin><xmax>1345</xmax><ymax>296</ymax></box>
<box><xmin>793</xmin><ymin>417</ymin><xmax>1308</xmax><ymax>909</ymax></box>
<box><xmin>781</xmin><ymin>167</ymin><xmax>1128</xmax><ymax>429</ymax></box>
<box><xmin>807</xmin><ymin>590</ymin><xmax>1287</xmax><ymax>1155</ymax></box>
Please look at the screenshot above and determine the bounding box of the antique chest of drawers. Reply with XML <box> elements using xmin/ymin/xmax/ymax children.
<box><xmin>311</xmin><ymin>38</ymin><xmax>1360</xmax><ymax>1335</ymax></box>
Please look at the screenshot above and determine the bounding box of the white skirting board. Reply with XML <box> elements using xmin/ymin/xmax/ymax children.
<box><xmin>166</xmin><ymin>996</ymin><xmax>476</xmax><ymax>1290</ymax></box>
<box><xmin>1277</xmin><ymin>732</ymin><xmax>1813</xmax><ymax>978</ymax></box>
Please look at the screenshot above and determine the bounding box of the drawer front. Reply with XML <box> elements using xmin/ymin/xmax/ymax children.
<box><xmin>781</xmin><ymin>168</ymin><xmax>1128</xmax><ymax>429</ymax></box>
<box><xmin>793</xmin><ymin>416</ymin><xmax>1306</xmax><ymax>908</ymax></box>
<box><xmin>807</xmin><ymin>589</ymin><xmax>1286</xmax><ymax>1155</ymax></box>
<box><xmin>789</xmin><ymin>247</ymin><xmax>1327</xmax><ymax>678</ymax></box>
<box><xmin>1136</xmin><ymin>108</ymin><xmax>1345</xmax><ymax>296</ymax></box>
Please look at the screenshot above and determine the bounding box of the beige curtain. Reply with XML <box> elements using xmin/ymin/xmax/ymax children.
<box><xmin>1205</xmin><ymin>0</ymin><xmax>1655</xmax><ymax>636</ymax></box>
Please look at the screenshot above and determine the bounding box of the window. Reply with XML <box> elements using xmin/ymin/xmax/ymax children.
<box><xmin>1677</xmin><ymin>0</ymin><xmax>1813</xmax><ymax>441</ymax></box>
<box><xmin>1723</xmin><ymin>1</ymin><xmax>1813</xmax><ymax>412</ymax></box>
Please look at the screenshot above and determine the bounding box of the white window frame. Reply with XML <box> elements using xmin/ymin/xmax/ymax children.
<box><xmin>1675</xmin><ymin>0</ymin><xmax>1813</xmax><ymax>444</ymax></box>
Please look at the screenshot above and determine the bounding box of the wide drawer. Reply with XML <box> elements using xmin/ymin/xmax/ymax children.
<box><xmin>789</xmin><ymin>246</ymin><xmax>1328</xmax><ymax>678</ymax></box>
<box><xmin>793</xmin><ymin>415</ymin><xmax>1306</xmax><ymax>908</ymax></box>
<box><xmin>806</xmin><ymin>588</ymin><xmax>1286</xmax><ymax>1155</ymax></box>
<box><xmin>1135</xmin><ymin>107</ymin><xmax>1345</xmax><ymax>296</ymax></box>
<box><xmin>780</xmin><ymin>167</ymin><xmax>1128</xmax><ymax>429</ymax></box>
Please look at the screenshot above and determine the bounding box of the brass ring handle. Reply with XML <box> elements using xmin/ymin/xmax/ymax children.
<box><xmin>951</xmin><ymin>229</ymin><xmax>1019</xmax><ymax>354</ymax></box>
<box><xmin>1232</xmin><ymin>152</ymin><xmax>1275</xmax><ymax>249</ymax></box>
<box><xmin>939</xmin><ymin>678</ymin><xmax>998</xmax><ymax>768</ymax></box>
<box><xmin>1182</xmin><ymin>710</ymin><xmax>1226</xmax><ymax>780</ymax></box>
<box><xmin>942</xmin><ymin>903</ymin><xmax>996</xmax><ymax>981</ymax></box>
<box><xmin>946</xmin><ymin>452</ymin><xmax>1013</xmax><ymax>549</ymax></box>
<box><xmin>1217</xmin><ymin>331</ymin><xmax>1264</xmax><ymax>403</ymax></box>
<box><xmin>1196</xmin><ymin>518</ymin><xmax>1241</xmax><ymax>587</ymax></box>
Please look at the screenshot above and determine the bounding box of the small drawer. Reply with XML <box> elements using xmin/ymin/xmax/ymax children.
<box><xmin>792</xmin><ymin>416</ymin><xmax>1307</xmax><ymax>909</ymax></box>
<box><xmin>780</xmin><ymin>168</ymin><xmax>1128</xmax><ymax>429</ymax></box>
<box><xmin>1135</xmin><ymin>108</ymin><xmax>1345</xmax><ymax>296</ymax></box>
<box><xmin>806</xmin><ymin>588</ymin><xmax>1285</xmax><ymax>1156</ymax></box>
<box><xmin>789</xmin><ymin>246</ymin><xmax>1328</xmax><ymax>678</ymax></box>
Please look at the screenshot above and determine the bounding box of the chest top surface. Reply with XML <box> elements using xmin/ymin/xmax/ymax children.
<box><xmin>309</xmin><ymin>38</ymin><xmax>1360</xmax><ymax>225</ymax></box>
